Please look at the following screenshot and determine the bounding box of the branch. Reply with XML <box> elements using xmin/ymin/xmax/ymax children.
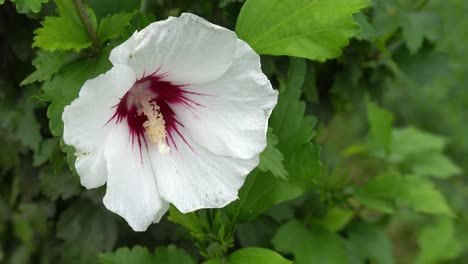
<box><xmin>73</xmin><ymin>0</ymin><xmax>100</xmax><ymax>50</ymax></box>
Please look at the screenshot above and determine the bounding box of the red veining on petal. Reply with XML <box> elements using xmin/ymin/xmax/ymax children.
<box><xmin>108</xmin><ymin>73</ymin><xmax>206</xmax><ymax>154</ymax></box>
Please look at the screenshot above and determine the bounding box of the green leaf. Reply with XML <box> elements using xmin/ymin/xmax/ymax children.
<box><xmin>100</xmin><ymin>245</ymin><xmax>195</xmax><ymax>264</ymax></box>
<box><xmin>227</xmin><ymin>58</ymin><xmax>321</xmax><ymax>221</ymax></box>
<box><xmin>97</xmin><ymin>12</ymin><xmax>135</xmax><ymax>44</ymax></box>
<box><xmin>14</xmin><ymin>101</ymin><xmax>43</xmax><ymax>152</ymax></box>
<box><xmin>390</xmin><ymin>126</ymin><xmax>446</xmax><ymax>162</ymax></box>
<box><xmin>271</xmin><ymin>58</ymin><xmax>315</xmax><ymax>151</ymax></box>
<box><xmin>273</xmin><ymin>220</ymin><xmax>348</xmax><ymax>264</ymax></box>
<box><xmin>205</xmin><ymin>248</ymin><xmax>291</xmax><ymax>264</ymax></box>
<box><xmin>310</xmin><ymin>206</ymin><xmax>354</xmax><ymax>232</ymax></box>
<box><xmin>258</xmin><ymin>128</ymin><xmax>287</xmax><ymax>179</ymax></box>
<box><xmin>415</xmin><ymin>218</ymin><xmax>462</xmax><ymax>264</ymax></box>
<box><xmin>236</xmin><ymin>0</ymin><xmax>371</xmax><ymax>61</ymax></box>
<box><xmin>57</xmin><ymin>199</ymin><xmax>117</xmax><ymax>263</ymax></box>
<box><xmin>355</xmin><ymin>172</ymin><xmax>453</xmax><ymax>215</ymax></box>
<box><xmin>100</xmin><ymin>246</ymin><xmax>154</xmax><ymax>264</ymax></box>
<box><xmin>346</xmin><ymin>223</ymin><xmax>395</xmax><ymax>264</ymax></box>
<box><xmin>41</xmin><ymin>46</ymin><xmax>112</xmax><ymax>136</ymax></box>
<box><xmin>21</xmin><ymin>51</ymin><xmax>72</xmax><ymax>86</ymax></box>
<box><xmin>168</xmin><ymin>205</ymin><xmax>204</xmax><ymax>237</ymax></box>
<box><xmin>401</xmin><ymin>12</ymin><xmax>440</xmax><ymax>53</ymax></box>
<box><xmin>38</xmin><ymin>165</ymin><xmax>80</xmax><ymax>200</ymax></box>
<box><xmin>11</xmin><ymin>0</ymin><xmax>49</xmax><ymax>13</ymax></box>
<box><xmin>408</xmin><ymin>151</ymin><xmax>461</xmax><ymax>178</ymax></box>
<box><xmin>398</xmin><ymin>176</ymin><xmax>453</xmax><ymax>216</ymax></box>
<box><xmin>154</xmin><ymin>245</ymin><xmax>196</xmax><ymax>264</ymax></box>
<box><xmin>33</xmin><ymin>138</ymin><xmax>58</xmax><ymax>167</ymax></box>
<box><xmin>33</xmin><ymin>0</ymin><xmax>97</xmax><ymax>51</ymax></box>
<box><xmin>86</xmin><ymin>0</ymin><xmax>140</xmax><ymax>20</ymax></box>
<box><xmin>366</xmin><ymin>98</ymin><xmax>394</xmax><ymax>154</ymax></box>
<box><xmin>354</xmin><ymin>171</ymin><xmax>401</xmax><ymax>213</ymax></box>
<box><xmin>354</xmin><ymin>12</ymin><xmax>376</xmax><ymax>41</ymax></box>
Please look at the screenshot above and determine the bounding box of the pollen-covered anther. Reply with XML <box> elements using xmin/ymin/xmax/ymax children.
<box><xmin>137</xmin><ymin>96</ymin><xmax>170</xmax><ymax>154</ymax></box>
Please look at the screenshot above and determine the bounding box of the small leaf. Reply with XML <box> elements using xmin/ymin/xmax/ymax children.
<box><xmin>310</xmin><ymin>206</ymin><xmax>355</xmax><ymax>232</ymax></box>
<box><xmin>258</xmin><ymin>128</ymin><xmax>287</xmax><ymax>179</ymax></box>
<box><xmin>100</xmin><ymin>246</ymin><xmax>154</xmax><ymax>264</ymax></box>
<box><xmin>366</xmin><ymin>98</ymin><xmax>394</xmax><ymax>154</ymax></box>
<box><xmin>100</xmin><ymin>245</ymin><xmax>195</xmax><ymax>264</ymax></box>
<box><xmin>346</xmin><ymin>222</ymin><xmax>395</xmax><ymax>264</ymax></box>
<box><xmin>154</xmin><ymin>245</ymin><xmax>196</xmax><ymax>264</ymax></box>
<box><xmin>390</xmin><ymin>127</ymin><xmax>446</xmax><ymax>162</ymax></box>
<box><xmin>97</xmin><ymin>12</ymin><xmax>135</xmax><ymax>43</ymax></box>
<box><xmin>354</xmin><ymin>171</ymin><xmax>401</xmax><ymax>214</ymax></box>
<box><xmin>415</xmin><ymin>218</ymin><xmax>462</xmax><ymax>264</ymax></box>
<box><xmin>398</xmin><ymin>176</ymin><xmax>453</xmax><ymax>216</ymax></box>
<box><xmin>11</xmin><ymin>0</ymin><xmax>49</xmax><ymax>14</ymax></box>
<box><xmin>168</xmin><ymin>205</ymin><xmax>203</xmax><ymax>236</ymax></box>
<box><xmin>236</xmin><ymin>0</ymin><xmax>371</xmax><ymax>61</ymax></box>
<box><xmin>273</xmin><ymin>220</ymin><xmax>348</xmax><ymax>264</ymax></box>
<box><xmin>401</xmin><ymin>12</ymin><xmax>440</xmax><ymax>53</ymax></box>
<box><xmin>408</xmin><ymin>151</ymin><xmax>461</xmax><ymax>178</ymax></box>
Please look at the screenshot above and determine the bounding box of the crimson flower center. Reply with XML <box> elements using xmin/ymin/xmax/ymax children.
<box><xmin>109</xmin><ymin>74</ymin><xmax>202</xmax><ymax>153</ymax></box>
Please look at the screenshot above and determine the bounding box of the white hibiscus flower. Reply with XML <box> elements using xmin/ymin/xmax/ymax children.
<box><xmin>62</xmin><ymin>13</ymin><xmax>278</xmax><ymax>231</ymax></box>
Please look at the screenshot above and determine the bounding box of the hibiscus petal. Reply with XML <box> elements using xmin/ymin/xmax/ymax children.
<box><xmin>109</xmin><ymin>13</ymin><xmax>237</xmax><ymax>85</ymax></box>
<box><xmin>171</xmin><ymin>40</ymin><xmax>278</xmax><ymax>160</ymax></box>
<box><xmin>62</xmin><ymin>64</ymin><xmax>136</xmax><ymax>188</ymax></box>
<box><xmin>148</xmin><ymin>126</ymin><xmax>259</xmax><ymax>213</ymax></box>
<box><xmin>103</xmin><ymin>123</ymin><xmax>168</xmax><ymax>231</ymax></box>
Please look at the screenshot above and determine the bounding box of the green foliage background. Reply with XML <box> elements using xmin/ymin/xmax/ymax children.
<box><xmin>0</xmin><ymin>0</ymin><xmax>467</xmax><ymax>263</ymax></box>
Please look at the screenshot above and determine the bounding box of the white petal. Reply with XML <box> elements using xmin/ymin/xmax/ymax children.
<box><xmin>62</xmin><ymin>64</ymin><xmax>136</xmax><ymax>189</ymax></box>
<box><xmin>109</xmin><ymin>13</ymin><xmax>237</xmax><ymax>85</ymax></box>
<box><xmin>103</xmin><ymin>123</ymin><xmax>168</xmax><ymax>231</ymax></box>
<box><xmin>148</xmin><ymin>126</ymin><xmax>259</xmax><ymax>213</ymax></box>
<box><xmin>171</xmin><ymin>40</ymin><xmax>278</xmax><ymax>160</ymax></box>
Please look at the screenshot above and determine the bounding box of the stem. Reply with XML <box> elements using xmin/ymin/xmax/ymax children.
<box><xmin>140</xmin><ymin>0</ymin><xmax>148</xmax><ymax>14</ymax></box>
<box><xmin>74</xmin><ymin>0</ymin><xmax>100</xmax><ymax>49</ymax></box>
<box><xmin>415</xmin><ymin>0</ymin><xmax>429</xmax><ymax>11</ymax></box>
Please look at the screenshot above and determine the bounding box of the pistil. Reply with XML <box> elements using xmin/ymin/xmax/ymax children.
<box><xmin>137</xmin><ymin>95</ymin><xmax>170</xmax><ymax>154</ymax></box>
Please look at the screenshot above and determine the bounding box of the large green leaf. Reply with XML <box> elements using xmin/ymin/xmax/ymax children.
<box><xmin>21</xmin><ymin>50</ymin><xmax>72</xmax><ymax>86</ymax></box>
<box><xmin>272</xmin><ymin>220</ymin><xmax>348</xmax><ymax>264</ymax></box>
<box><xmin>205</xmin><ymin>248</ymin><xmax>291</xmax><ymax>264</ymax></box>
<box><xmin>236</xmin><ymin>0</ymin><xmax>371</xmax><ymax>61</ymax></box>
<box><xmin>33</xmin><ymin>0</ymin><xmax>97</xmax><ymax>51</ymax></box>
<box><xmin>41</xmin><ymin>46</ymin><xmax>112</xmax><ymax>136</ymax></box>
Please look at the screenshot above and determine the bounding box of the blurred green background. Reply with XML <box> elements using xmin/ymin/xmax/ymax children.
<box><xmin>0</xmin><ymin>0</ymin><xmax>467</xmax><ymax>263</ymax></box>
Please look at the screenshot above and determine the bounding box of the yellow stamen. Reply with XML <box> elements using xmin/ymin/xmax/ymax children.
<box><xmin>137</xmin><ymin>95</ymin><xmax>170</xmax><ymax>154</ymax></box>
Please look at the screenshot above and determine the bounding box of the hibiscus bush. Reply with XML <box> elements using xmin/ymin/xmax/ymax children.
<box><xmin>1</xmin><ymin>0</ymin><xmax>467</xmax><ymax>263</ymax></box>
